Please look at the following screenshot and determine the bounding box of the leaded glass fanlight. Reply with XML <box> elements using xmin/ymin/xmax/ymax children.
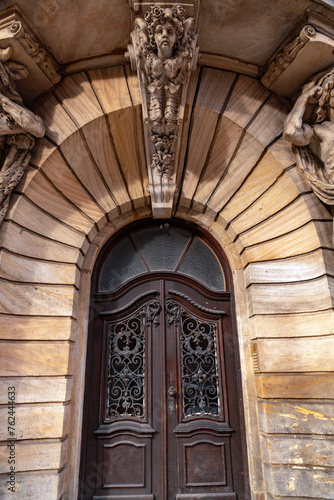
<box><xmin>99</xmin><ymin>224</ymin><xmax>226</xmax><ymax>292</ymax></box>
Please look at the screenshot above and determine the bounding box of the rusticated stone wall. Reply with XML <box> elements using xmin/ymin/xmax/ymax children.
<box><xmin>0</xmin><ymin>66</ymin><xmax>333</xmax><ymax>499</ymax></box>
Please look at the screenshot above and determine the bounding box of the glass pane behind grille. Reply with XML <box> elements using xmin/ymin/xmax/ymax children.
<box><xmin>99</xmin><ymin>226</ymin><xmax>226</xmax><ymax>292</ymax></box>
<box><xmin>100</xmin><ymin>237</ymin><xmax>146</xmax><ymax>292</ymax></box>
<box><xmin>132</xmin><ymin>227</ymin><xmax>190</xmax><ymax>271</ymax></box>
<box><xmin>178</xmin><ymin>237</ymin><xmax>225</xmax><ymax>291</ymax></box>
<box><xmin>106</xmin><ymin>307</ymin><xmax>146</xmax><ymax>420</ymax></box>
<box><xmin>180</xmin><ymin>310</ymin><xmax>221</xmax><ymax>418</ymax></box>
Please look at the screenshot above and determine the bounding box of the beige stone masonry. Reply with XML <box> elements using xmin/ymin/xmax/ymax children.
<box><xmin>0</xmin><ymin>65</ymin><xmax>333</xmax><ymax>500</ymax></box>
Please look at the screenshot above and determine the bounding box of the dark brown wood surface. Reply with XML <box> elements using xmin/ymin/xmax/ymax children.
<box><xmin>79</xmin><ymin>275</ymin><xmax>248</xmax><ymax>499</ymax></box>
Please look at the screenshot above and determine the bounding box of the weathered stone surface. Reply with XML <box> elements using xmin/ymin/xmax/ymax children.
<box><xmin>256</xmin><ymin>373</ymin><xmax>334</xmax><ymax>399</ymax></box>
<box><xmin>88</xmin><ymin>66</ymin><xmax>132</xmax><ymax>114</ymax></box>
<box><xmin>0</xmin><ymin>342</ymin><xmax>73</xmax><ymax>376</ymax></box>
<box><xmin>0</xmin><ymin>282</ymin><xmax>75</xmax><ymax>316</ymax></box>
<box><xmin>0</xmin><ymin>469</ymin><xmax>64</xmax><ymax>499</ymax></box>
<box><xmin>0</xmin><ymin>377</ymin><xmax>72</xmax><ymax>403</ymax></box>
<box><xmin>241</xmin><ymin>221</ymin><xmax>324</xmax><ymax>264</ymax></box>
<box><xmin>6</xmin><ymin>195</ymin><xmax>86</xmax><ymax>249</ymax></box>
<box><xmin>259</xmin><ymin>401</ymin><xmax>334</xmax><ymax>434</ymax></box>
<box><xmin>264</xmin><ymin>462</ymin><xmax>334</xmax><ymax>499</ymax></box>
<box><xmin>192</xmin><ymin>118</ymin><xmax>244</xmax><ymax>207</ymax></box>
<box><xmin>0</xmin><ymin>403</ymin><xmax>70</xmax><ymax>440</ymax></box>
<box><xmin>256</xmin><ymin>337</ymin><xmax>334</xmax><ymax>372</ymax></box>
<box><xmin>42</xmin><ymin>149</ymin><xmax>105</xmax><ymax>223</ymax></box>
<box><xmin>261</xmin><ymin>434</ymin><xmax>334</xmax><ymax>467</ymax></box>
<box><xmin>0</xmin><ymin>221</ymin><xmax>80</xmax><ymax>263</ymax></box>
<box><xmin>239</xmin><ymin>193</ymin><xmax>330</xmax><ymax>249</ymax></box>
<box><xmin>0</xmin><ymin>250</ymin><xmax>78</xmax><ymax>285</ymax></box>
<box><xmin>23</xmin><ymin>173</ymin><xmax>94</xmax><ymax>234</ymax></box>
<box><xmin>32</xmin><ymin>93</ymin><xmax>78</xmax><ymax>145</ymax></box>
<box><xmin>208</xmin><ymin>132</ymin><xmax>265</xmax><ymax>212</ymax></box>
<box><xmin>224</xmin><ymin>74</ymin><xmax>269</xmax><ymax>128</ymax></box>
<box><xmin>60</xmin><ymin>130</ymin><xmax>117</xmax><ymax>214</ymax></box>
<box><xmin>248</xmin><ymin>276</ymin><xmax>332</xmax><ymax>316</ymax></box>
<box><xmin>0</xmin><ymin>316</ymin><xmax>73</xmax><ymax>341</ymax></box>
<box><xmin>54</xmin><ymin>72</ymin><xmax>102</xmax><ymax>127</ymax></box>
<box><xmin>231</xmin><ymin>174</ymin><xmax>299</xmax><ymax>235</ymax></box>
<box><xmin>0</xmin><ymin>439</ymin><xmax>67</xmax><ymax>472</ymax></box>
<box><xmin>81</xmin><ymin>117</ymin><xmax>132</xmax><ymax>210</ymax></box>
<box><xmin>181</xmin><ymin>70</ymin><xmax>237</xmax><ymax>205</ymax></box>
<box><xmin>245</xmin><ymin>249</ymin><xmax>327</xmax><ymax>285</ymax></box>
<box><xmin>251</xmin><ymin>310</ymin><xmax>334</xmax><ymax>338</ymax></box>
<box><xmin>220</xmin><ymin>150</ymin><xmax>283</xmax><ymax>223</ymax></box>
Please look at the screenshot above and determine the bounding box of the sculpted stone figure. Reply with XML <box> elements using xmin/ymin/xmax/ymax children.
<box><xmin>128</xmin><ymin>5</ymin><xmax>198</xmax><ymax>184</ymax></box>
<box><xmin>284</xmin><ymin>67</ymin><xmax>334</xmax><ymax>209</ymax></box>
<box><xmin>138</xmin><ymin>5</ymin><xmax>195</xmax><ymax>126</ymax></box>
<box><xmin>0</xmin><ymin>46</ymin><xmax>45</xmax><ymax>224</ymax></box>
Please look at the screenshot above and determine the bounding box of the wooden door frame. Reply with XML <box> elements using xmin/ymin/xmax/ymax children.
<box><xmin>78</xmin><ymin>218</ymin><xmax>250</xmax><ymax>499</ymax></box>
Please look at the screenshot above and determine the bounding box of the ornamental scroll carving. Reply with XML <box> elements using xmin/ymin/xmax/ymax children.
<box><xmin>261</xmin><ymin>24</ymin><xmax>316</xmax><ymax>88</ymax></box>
<box><xmin>10</xmin><ymin>20</ymin><xmax>60</xmax><ymax>85</ymax></box>
<box><xmin>0</xmin><ymin>46</ymin><xmax>45</xmax><ymax>225</ymax></box>
<box><xmin>126</xmin><ymin>4</ymin><xmax>199</xmax><ymax>217</ymax></box>
<box><xmin>284</xmin><ymin>66</ymin><xmax>334</xmax><ymax>229</ymax></box>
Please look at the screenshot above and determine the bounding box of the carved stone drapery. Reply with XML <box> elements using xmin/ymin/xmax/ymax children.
<box><xmin>283</xmin><ymin>66</ymin><xmax>334</xmax><ymax>235</ymax></box>
<box><xmin>126</xmin><ymin>4</ymin><xmax>199</xmax><ymax>218</ymax></box>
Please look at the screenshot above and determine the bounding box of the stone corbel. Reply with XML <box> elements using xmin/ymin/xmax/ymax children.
<box><xmin>0</xmin><ymin>8</ymin><xmax>54</xmax><ymax>225</ymax></box>
<box><xmin>126</xmin><ymin>3</ymin><xmax>199</xmax><ymax>218</ymax></box>
<box><xmin>0</xmin><ymin>7</ymin><xmax>60</xmax><ymax>101</ymax></box>
<box><xmin>262</xmin><ymin>13</ymin><xmax>334</xmax><ymax>97</ymax></box>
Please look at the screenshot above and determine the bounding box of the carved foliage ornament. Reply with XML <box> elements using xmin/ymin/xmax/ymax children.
<box><xmin>127</xmin><ymin>5</ymin><xmax>199</xmax><ymax>215</ymax></box>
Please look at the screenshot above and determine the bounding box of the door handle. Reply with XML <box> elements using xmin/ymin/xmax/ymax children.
<box><xmin>167</xmin><ymin>386</ymin><xmax>177</xmax><ymax>414</ymax></box>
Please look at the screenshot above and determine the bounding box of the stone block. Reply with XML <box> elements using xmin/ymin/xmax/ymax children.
<box><xmin>259</xmin><ymin>400</ymin><xmax>334</xmax><ymax>435</ymax></box>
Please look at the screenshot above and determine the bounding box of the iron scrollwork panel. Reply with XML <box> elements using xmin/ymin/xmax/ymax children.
<box><xmin>106</xmin><ymin>299</ymin><xmax>161</xmax><ymax>421</ymax></box>
<box><xmin>166</xmin><ymin>299</ymin><xmax>222</xmax><ymax>419</ymax></box>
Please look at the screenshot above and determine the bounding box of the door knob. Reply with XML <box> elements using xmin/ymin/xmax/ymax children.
<box><xmin>168</xmin><ymin>387</ymin><xmax>176</xmax><ymax>398</ymax></box>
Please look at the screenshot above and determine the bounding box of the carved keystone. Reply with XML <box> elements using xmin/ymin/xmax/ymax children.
<box><xmin>126</xmin><ymin>3</ymin><xmax>199</xmax><ymax>218</ymax></box>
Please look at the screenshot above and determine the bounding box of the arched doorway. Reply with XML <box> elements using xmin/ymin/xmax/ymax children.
<box><xmin>79</xmin><ymin>219</ymin><xmax>249</xmax><ymax>499</ymax></box>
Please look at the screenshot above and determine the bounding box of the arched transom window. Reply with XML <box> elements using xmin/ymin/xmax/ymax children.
<box><xmin>99</xmin><ymin>223</ymin><xmax>226</xmax><ymax>292</ymax></box>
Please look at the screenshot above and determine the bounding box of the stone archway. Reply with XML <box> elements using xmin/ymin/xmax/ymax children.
<box><xmin>0</xmin><ymin>65</ymin><xmax>333</xmax><ymax>499</ymax></box>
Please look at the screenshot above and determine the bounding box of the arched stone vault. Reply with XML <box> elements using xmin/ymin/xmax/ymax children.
<box><xmin>0</xmin><ymin>65</ymin><xmax>333</xmax><ymax>499</ymax></box>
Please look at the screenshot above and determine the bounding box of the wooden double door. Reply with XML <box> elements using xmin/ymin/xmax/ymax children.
<box><xmin>80</xmin><ymin>276</ymin><xmax>247</xmax><ymax>499</ymax></box>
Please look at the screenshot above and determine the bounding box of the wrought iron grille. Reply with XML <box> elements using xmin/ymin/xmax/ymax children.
<box><xmin>106</xmin><ymin>307</ymin><xmax>147</xmax><ymax>419</ymax></box>
<box><xmin>179</xmin><ymin>309</ymin><xmax>221</xmax><ymax>418</ymax></box>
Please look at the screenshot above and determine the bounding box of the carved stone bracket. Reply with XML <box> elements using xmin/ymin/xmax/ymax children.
<box><xmin>262</xmin><ymin>13</ymin><xmax>334</xmax><ymax>97</ymax></box>
<box><xmin>0</xmin><ymin>7</ymin><xmax>60</xmax><ymax>101</ymax></box>
<box><xmin>261</xmin><ymin>24</ymin><xmax>316</xmax><ymax>89</ymax></box>
<box><xmin>126</xmin><ymin>4</ymin><xmax>199</xmax><ymax>218</ymax></box>
<box><xmin>0</xmin><ymin>11</ymin><xmax>48</xmax><ymax>226</ymax></box>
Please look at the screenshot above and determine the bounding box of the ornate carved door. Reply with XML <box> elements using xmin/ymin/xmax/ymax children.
<box><xmin>79</xmin><ymin>222</ymin><xmax>248</xmax><ymax>499</ymax></box>
<box><xmin>80</xmin><ymin>278</ymin><xmax>247</xmax><ymax>499</ymax></box>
